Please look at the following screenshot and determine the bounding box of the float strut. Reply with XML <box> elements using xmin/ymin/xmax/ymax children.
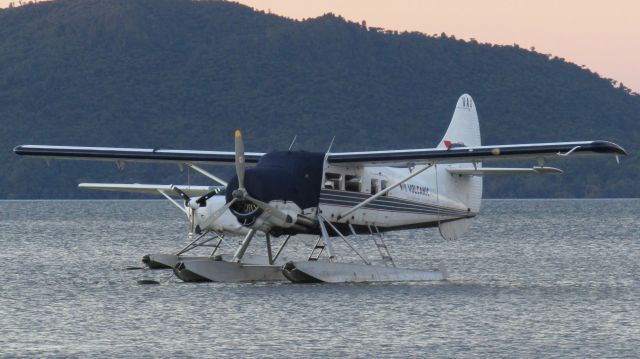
<box><xmin>232</xmin><ymin>229</ymin><xmax>257</xmax><ymax>262</ymax></box>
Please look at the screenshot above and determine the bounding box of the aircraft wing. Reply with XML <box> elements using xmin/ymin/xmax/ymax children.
<box><xmin>14</xmin><ymin>141</ymin><xmax>627</xmax><ymax>168</ymax></box>
<box><xmin>78</xmin><ymin>183</ymin><xmax>223</xmax><ymax>197</ymax></box>
<box><xmin>13</xmin><ymin>145</ymin><xmax>265</xmax><ymax>165</ymax></box>
<box><xmin>327</xmin><ymin>141</ymin><xmax>626</xmax><ymax>167</ymax></box>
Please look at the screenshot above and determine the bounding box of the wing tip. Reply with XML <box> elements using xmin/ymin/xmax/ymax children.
<box><xmin>591</xmin><ymin>141</ymin><xmax>627</xmax><ymax>156</ymax></box>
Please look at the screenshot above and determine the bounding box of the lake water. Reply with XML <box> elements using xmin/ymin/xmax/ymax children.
<box><xmin>0</xmin><ymin>199</ymin><xmax>638</xmax><ymax>358</ymax></box>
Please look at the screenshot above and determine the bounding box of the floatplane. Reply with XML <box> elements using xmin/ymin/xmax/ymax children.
<box><xmin>14</xmin><ymin>94</ymin><xmax>626</xmax><ymax>283</ymax></box>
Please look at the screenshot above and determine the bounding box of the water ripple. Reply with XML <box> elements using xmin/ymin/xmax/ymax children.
<box><xmin>0</xmin><ymin>199</ymin><xmax>638</xmax><ymax>358</ymax></box>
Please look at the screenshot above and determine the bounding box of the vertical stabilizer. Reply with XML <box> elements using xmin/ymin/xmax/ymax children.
<box><xmin>437</xmin><ymin>94</ymin><xmax>482</xmax><ymax>240</ymax></box>
<box><xmin>438</xmin><ymin>94</ymin><xmax>481</xmax><ymax>149</ymax></box>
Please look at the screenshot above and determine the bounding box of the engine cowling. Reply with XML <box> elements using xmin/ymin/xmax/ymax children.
<box><xmin>229</xmin><ymin>200</ymin><xmax>263</xmax><ymax>226</ymax></box>
<box><xmin>224</xmin><ymin>150</ymin><xmax>325</xmax><ymax>229</ymax></box>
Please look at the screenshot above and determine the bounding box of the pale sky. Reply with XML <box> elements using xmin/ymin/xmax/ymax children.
<box><xmin>2</xmin><ymin>0</ymin><xmax>638</xmax><ymax>92</ymax></box>
<box><xmin>237</xmin><ymin>0</ymin><xmax>639</xmax><ymax>92</ymax></box>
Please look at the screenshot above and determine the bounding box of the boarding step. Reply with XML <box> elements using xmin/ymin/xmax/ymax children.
<box><xmin>308</xmin><ymin>236</ymin><xmax>325</xmax><ymax>261</ymax></box>
<box><xmin>369</xmin><ymin>225</ymin><xmax>395</xmax><ymax>267</ymax></box>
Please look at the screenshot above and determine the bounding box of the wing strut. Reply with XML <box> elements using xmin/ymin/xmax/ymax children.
<box><xmin>157</xmin><ymin>189</ymin><xmax>189</xmax><ymax>215</ymax></box>
<box><xmin>320</xmin><ymin>215</ymin><xmax>370</xmax><ymax>265</ymax></box>
<box><xmin>337</xmin><ymin>163</ymin><xmax>434</xmax><ymax>220</ymax></box>
<box><xmin>232</xmin><ymin>229</ymin><xmax>257</xmax><ymax>263</ymax></box>
<box><xmin>187</xmin><ymin>163</ymin><xmax>228</xmax><ymax>186</ymax></box>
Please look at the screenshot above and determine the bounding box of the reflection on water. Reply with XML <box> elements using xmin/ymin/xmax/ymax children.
<box><xmin>0</xmin><ymin>199</ymin><xmax>638</xmax><ymax>357</ymax></box>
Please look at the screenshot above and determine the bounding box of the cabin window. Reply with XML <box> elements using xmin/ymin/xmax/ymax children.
<box><xmin>371</xmin><ymin>179</ymin><xmax>379</xmax><ymax>194</ymax></box>
<box><xmin>324</xmin><ymin>173</ymin><xmax>342</xmax><ymax>190</ymax></box>
<box><xmin>380</xmin><ymin>180</ymin><xmax>389</xmax><ymax>196</ymax></box>
<box><xmin>345</xmin><ymin>175</ymin><xmax>361</xmax><ymax>192</ymax></box>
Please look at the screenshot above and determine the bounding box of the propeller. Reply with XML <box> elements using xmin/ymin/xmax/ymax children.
<box><xmin>201</xmin><ymin>129</ymin><xmax>294</xmax><ymax>230</ymax></box>
<box><xmin>171</xmin><ymin>185</ymin><xmax>198</xmax><ymax>235</ymax></box>
<box><xmin>242</xmin><ymin>194</ymin><xmax>293</xmax><ymax>224</ymax></box>
<box><xmin>203</xmin><ymin>197</ymin><xmax>237</xmax><ymax>226</ymax></box>
<box><xmin>195</xmin><ymin>187</ymin><xmax>222</xmax><ymax>207</ymax></box>
<box><xmin>235</xmin><ymin>129</ymin><xmax>245</xmax><ymax>190</ymax></box>
<box><xmin>171</xmin><ymin>185</ymin><xmax>196</xmax><ymax>209</ymax></box>
<box><xmin>231</xmin><ymin>130</ymin><xmax>292</xmax><ymax>225</ymax></box>
<box><xmin>171</xmin><ymin>185</ymin><xmax>222</xmax><ymax>236</ymax></box>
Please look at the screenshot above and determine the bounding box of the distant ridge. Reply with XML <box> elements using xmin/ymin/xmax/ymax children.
<box><xmin>1</xmin><ymin>0</ymin><xmax>637</xmax><ymax>198</ymax></box>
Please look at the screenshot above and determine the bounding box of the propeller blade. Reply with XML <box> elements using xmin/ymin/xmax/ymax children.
<box><xmin>245</xmin><ymin>195</ymin><xmax>293</xmax><ymax>224</ymax></box>
<box><xmin>172</xmin><ymin>185</ymin><xmax>197</xmax><ymax>237</ymax></box>
<box><xmin>195</xmin><ymin>187</ymin><xmax>221</xmax><ymax>207</ymax></box>
<box><xmin>171</xmin><ymin>185</ymin><xmax>190</xmax><ymax>204</ymax></box>
<box><xmin>235</xmin><ymin>129</ymin><xmax>245</xmax><ymax>189</ymax></box>
<box><xmin>188</xmin><ymin>210</ymin><xmax>196</xmax><ymax>236</ymax></box>
<box><xmin>201</xmin><ymin>198</ymin><xmax>237</xmax><ymax>230</ymax></box>
<box><xmin>230</xmin><ymin>130</ymin><xmax>293</xmax><ymax>227</ymax></box>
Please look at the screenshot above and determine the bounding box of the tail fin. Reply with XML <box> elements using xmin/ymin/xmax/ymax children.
<box><xmin>437</xmin><ymin>94</ymin><xmax>482</xmax><ymax>240</ymax></box>
<box><xmin>438</xmin><ymin>94</ymin><xmax>481</xmax><ymax>148</ymax></box>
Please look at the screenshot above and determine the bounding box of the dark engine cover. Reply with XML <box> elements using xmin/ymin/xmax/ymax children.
<box><xmin>225</xmin><ymin>150</ymin><xmax>326</xmax><ymax>210</ymax></box>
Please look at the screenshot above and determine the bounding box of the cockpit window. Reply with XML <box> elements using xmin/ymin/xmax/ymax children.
<box><xmin>345</xmin><ymin>175</ymin><xmax>361</xmax><ymax>192</ymax></box>
<box><xmin>371</xmin><ymin>179</ymin><xmax>379</xmax><ymax>194</ymax></box>
<box><xmin>324</xmin><ymin>173</ymin><xmax>342</xmax><ymax>190</ymax></box>
<box><xmin>380</xmin><ymin>180</ymin><xmax>388</xmax><ymax>196</ymax></box>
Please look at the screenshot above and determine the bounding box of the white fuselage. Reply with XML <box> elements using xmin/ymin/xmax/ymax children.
<box><xmin>195</xmin><ymin>195</ymin><xmax>249</xmax><ymax>235</ymax></box>
<box><xmin>194</xmin><ymin>157</ymin><xmax>482</xmax><ymax>235</ymax></box>
<box><xmin>317</xmin><ymin>162</ymin><xmax>479</xmax><ymax>230</ymax></box>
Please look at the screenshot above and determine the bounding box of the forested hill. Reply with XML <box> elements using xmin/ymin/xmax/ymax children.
<box><xmin>1</xmin><ymin>0</ymin><xmax>638</xmax><ymax>199</ymax></box>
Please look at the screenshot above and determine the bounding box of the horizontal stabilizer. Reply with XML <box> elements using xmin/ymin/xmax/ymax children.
<box><xmin>446</xmin><ymin>166</ymin><xmax>563</xmax><ymax>176</ymax></box>
<box><xmin>78</xmin><ymin>183</ymin><xmax>223</xmax><ymax>197</ymax></box>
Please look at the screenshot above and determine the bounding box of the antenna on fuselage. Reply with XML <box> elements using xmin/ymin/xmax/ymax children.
<box><xmin>288</xmin><ymin>135</ymin><xmax>298</xmax><ymax>151</ymax></box>
<box><xmin>326</xmin><ymin>136</ymin><xmax>336</xmax><ymax>153</ymax></box>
